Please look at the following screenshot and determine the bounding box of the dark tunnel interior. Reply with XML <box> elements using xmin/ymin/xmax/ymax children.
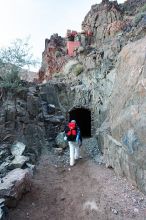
<box><xmin>69</xmin><ymin>108</ymin><xmax>91</xmax><ymax>137</ymax></box>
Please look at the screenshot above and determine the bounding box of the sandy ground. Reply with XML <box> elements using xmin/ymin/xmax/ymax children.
<box><xmin>9</xmin><ymin>147</ymin><xmax>146</xmax><ymax>220</ymax></box>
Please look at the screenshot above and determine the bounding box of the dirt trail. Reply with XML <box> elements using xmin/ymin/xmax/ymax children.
<box><xmin>9</xmin><ymin>149</ymin><xmax>146</xmax><ymax>220</ymax></box>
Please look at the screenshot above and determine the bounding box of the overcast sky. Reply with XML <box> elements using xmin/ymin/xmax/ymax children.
<box><xmin>0</xmin><ymin>0</ymin><xmax>124</xmax><ymax>69</ymax></box>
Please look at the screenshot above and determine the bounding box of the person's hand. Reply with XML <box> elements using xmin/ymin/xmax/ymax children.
<box><xmin>64</xmin><ymin>136</ymin><xmax>67</xmax><ymax>141</ymax></box>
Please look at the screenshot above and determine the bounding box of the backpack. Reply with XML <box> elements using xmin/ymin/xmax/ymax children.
<box><xmin>67</xmin><ymin>122</ymin><xmax>77</xmax><ymax>138</ymax></box>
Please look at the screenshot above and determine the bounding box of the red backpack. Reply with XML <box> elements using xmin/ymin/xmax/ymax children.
<box><xmin>67</xmin><ymin>122</ymin><xmax>77</xmax><ymax>137</ymax></box>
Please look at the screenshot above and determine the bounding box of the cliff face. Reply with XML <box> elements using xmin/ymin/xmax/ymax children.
<box><xmin>82</xmin><ymin>0</ymin><xmax>124</xmax><ymax>45</ymax></box>
<box><xmin>39</xmin><ymin>0</ymin><xmax>146</xmax><ymax>193</ymax></box>
<box><xmin>39</xmin><ymin>34</ymin><xmax>67</xmax><ymax>82</ymax></box>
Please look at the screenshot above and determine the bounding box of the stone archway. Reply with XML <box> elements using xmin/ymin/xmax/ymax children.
<box><xmin>69</xmin><ymin>108</ymin><xmax>91</xmax><ymax>137</ymax></box>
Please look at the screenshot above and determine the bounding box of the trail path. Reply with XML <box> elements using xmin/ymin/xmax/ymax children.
<box><xmin>9</xmin><ymin>146</ymin><xmax>146</xmax><ymax>220</ymax></box>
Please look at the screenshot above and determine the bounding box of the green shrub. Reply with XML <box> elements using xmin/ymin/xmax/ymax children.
<box><xmin>73</xmin><ymin>64</ymin><xmax>84</xmax><ymax>76</ymax></box>
<box><xmin>0</xmin><ymin>38</ymin><xmax>37</xmax><ymax>90</ymax></box>
<box><xmin>0</xmin><ymin>69</ymin><xmax>21</xmax><ymax>89</ymax></box>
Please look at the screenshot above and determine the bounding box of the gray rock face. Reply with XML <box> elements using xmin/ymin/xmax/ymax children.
<box><xmin>0</xmin><ymin>168</ymin><xmax>31</xmax><ymax>208</ymax></box>
<box><xmin>102</xmin><ymin>37</ymin><xmax>146</xmax><ymax>193</ymax></box>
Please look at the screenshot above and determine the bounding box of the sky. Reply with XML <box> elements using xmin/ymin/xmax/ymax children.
<box><xmin>0</xmin><ymin>0</ymin><xmax>124</xmax><ymax>70</ymax></box>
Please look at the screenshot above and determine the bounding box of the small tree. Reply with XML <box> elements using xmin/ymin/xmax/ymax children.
<box><xmin>0</xmin><ymin>38</ymin><xmax>37</xmax><ymax>89</ymax></box>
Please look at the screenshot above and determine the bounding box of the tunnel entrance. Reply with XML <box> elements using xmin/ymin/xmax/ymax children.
<box><xmin>69</xmin><ymin>108</ymin><xmax>91</xmax><ymax>137</ymax></box>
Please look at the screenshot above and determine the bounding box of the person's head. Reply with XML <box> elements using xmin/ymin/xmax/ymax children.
<box><xmin>71</xmin><ymin>120</ymin><xmax>76</xmax><ymax>123</ymax></box>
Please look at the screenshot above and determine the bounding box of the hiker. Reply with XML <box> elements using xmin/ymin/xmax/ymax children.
<box><xmin>64</xmin><ymin>120</ymin><xmax>82</xmax><ymax>166</ymax></box>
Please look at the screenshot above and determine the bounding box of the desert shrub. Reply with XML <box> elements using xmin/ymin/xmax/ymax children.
<box><xmin>73</xmin><ymin>64</ymin><xmax>84</xmax><ymax>76</ymax></box>
<box><xmin>0</xmin><ymin>38</ymin><xmax>37</xmax><ymax>90</ymax></box>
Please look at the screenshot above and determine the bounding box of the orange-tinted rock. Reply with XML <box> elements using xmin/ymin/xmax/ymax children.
<box><xmin>106</xmin><ymin>20</ymin><xmax>127</xmax><ymax>37</ymax></box>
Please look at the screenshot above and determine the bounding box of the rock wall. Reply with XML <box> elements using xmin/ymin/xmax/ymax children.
<box><xmin>102</xmin><ymin>37</ymin><xmax>146</xmax><ymax>193</ymax></box>
<box><xmin>0</xmin><ymin>84</ymin><xmax>65</xmax><ymax>178</ymax></box>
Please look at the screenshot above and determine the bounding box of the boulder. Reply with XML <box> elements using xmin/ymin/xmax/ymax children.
<box><xmin>55</xmin><ymin>132</ymin><xmax>68</xmax><ymax>149</ymax></box>
<box><xmin>9</xmin><ymin>155</ymin><xmax>29</xmax><ymax>169</ymax></box>
<box><xmin>10</xmin><ymin>142</ymin><xmax>26</xmax><ymax>157</ymax></box>
<box><xmin>0</xmin><ymin>168</ymin><xmax>32</xmax><ymax>207</ymax></box>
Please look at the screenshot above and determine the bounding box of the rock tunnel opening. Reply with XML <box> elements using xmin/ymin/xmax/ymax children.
<box><xmin>69</xmin><ymin>108</ymin><xmax>91</xmax><ymax>138</ymax></box>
